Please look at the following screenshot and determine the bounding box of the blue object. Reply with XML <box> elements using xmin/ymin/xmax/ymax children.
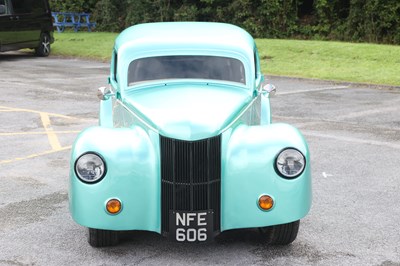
<box><xmin>51</xmin><ymin>12</ymin><xmax>96</xmax><ymax>32</ymax></box>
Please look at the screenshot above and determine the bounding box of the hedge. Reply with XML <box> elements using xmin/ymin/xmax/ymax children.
<box><xmin>49</xmin><ymin>0</ymin><xmax>400</xmax><ymax>44</ymax></box>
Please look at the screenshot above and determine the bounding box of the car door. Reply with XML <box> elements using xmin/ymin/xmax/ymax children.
<box><xmin>9</xmin><ymin>0</ymin><xmax>39</xmax><ymax>48</ymax></box>
<box><xmin>0</xmin><ymin>0</ymin><xmax>13</xmax><ymax>51</ymax></box>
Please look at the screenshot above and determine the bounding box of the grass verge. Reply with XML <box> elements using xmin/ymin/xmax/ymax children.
<box><xmin>52</xmin><ymin>32</ymin><xmax>400</xmax><ymax>86</ymax></box>
<box><xmin>52</xmin><ymin>32</ymin><xmax>117</xmax><ymax>61</ymax></box>
<box><xmin>257</xmin><ymin>39</ymin><xmax>400</xmax><ymax>86</ymax></box>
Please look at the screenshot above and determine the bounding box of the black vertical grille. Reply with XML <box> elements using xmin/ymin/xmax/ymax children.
<box><xmin>160</xmin><ymin>135</ymin><xmax>221</xmax><ymax>234</ymax></box>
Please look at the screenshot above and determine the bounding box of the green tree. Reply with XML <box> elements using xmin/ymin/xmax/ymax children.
<box><xmin>93</xmin><ymin>0</ymin><xmax>126</xmax><ymax>32</ymax></box>
<box><xmin>346</xmin><ymin>0</ymin><xmax>400</xmax><ymax>43</ymax></box>
<box><xmin>49</xmin><ymin>0</ymin><xmax>97</xmax><ymax>12</ymax></box>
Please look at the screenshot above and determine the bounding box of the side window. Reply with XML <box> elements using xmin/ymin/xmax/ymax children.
<box><xmin>11</xmin><ymin>0</ymin><xmax>33</xmax><ymax>14</ymax></box>
<box><xmin>254</xmin><ymin>52</ymin><xmax>257</xmax><ymax>79</ymax></box>
<box><xmin>113</xmin><ymin>51</ymin><xmax>118</xmax><ymax>83</ymax></box>
<box><xmin>253</xmin><ymin>48</ymin><xmax>261</xmax><ymax>79</ymax></box>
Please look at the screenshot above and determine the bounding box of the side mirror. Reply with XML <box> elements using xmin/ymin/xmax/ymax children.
<box><xmin>0</xmin><ymin>5</ymin><xmax>6</xmax><ymax>15</ymax></box>
<box><xmin>97</xmin><ymin>86</ymin><xmax>114</xmax><ymax>101</ymax></box>
<box><xmin>261</xmin><ymin>83</ymin><xmax>276</xmax><ymax>97</ymax></box>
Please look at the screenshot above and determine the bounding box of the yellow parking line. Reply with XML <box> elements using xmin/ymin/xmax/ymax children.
<box><xmin>0</xmin><ymin>105</ymin><xmax>74</xmax><ymax>119</ymax></box>
<box><xmin>0</xmin><ymin>130</ymin><xmax>81</xmax><ymax>136</ymax></box>
<box><xmin>40</xmin><ymin>112</ymin><xmax>62</xmax><ymax>151</ymax></box>
<box><xmin>0</xmin><ymin>146</ymin><xmax>72</xmax><ymax>165</ymax></box>
<box><xmin>0</xmin><ymin>105</ymin><xmax>91</xmax><ymax>164</ymax></box>
<box><xmin>0</xmin><ymin>105</ymin><xmax>96</xmax><ymax>121</ymax></box>
<box><xmin>0</xmin><ymin>105</ymin><xmax>75</xmax><ymax>119</ymax></box>
<box><xmin>0</xmin><ymin>105</ymin><xmax>97</xmax><ymax>124</ymax></box>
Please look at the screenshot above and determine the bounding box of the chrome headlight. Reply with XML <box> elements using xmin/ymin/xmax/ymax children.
<box><xmin>275</xmin><ymin>148</ymin><xmax>306</xmax><ymax>179</ymax></box>
<box><xmin>75</xmin><ymin>153</ymin><xmax>106</xmax><ymax>183</ymax></box>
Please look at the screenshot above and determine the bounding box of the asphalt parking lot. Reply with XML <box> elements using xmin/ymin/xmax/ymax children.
<box><xmin>0</xmin><ymin>51</ymin><xmax>399</xmax><ymax>266</ymax></box>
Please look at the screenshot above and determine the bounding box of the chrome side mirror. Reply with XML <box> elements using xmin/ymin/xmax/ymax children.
<box><xmin>261</xmin><ymin>83</ymin><xmax>276</xmax><ymax>97</ymax></box>
<box><xmin>97</xmin><ymin>86</ymin><xmax>115</xmax><ymax>101</ymax></box>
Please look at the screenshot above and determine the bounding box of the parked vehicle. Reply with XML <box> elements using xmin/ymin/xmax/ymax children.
<box><xmin>0</xmin><ymin>0</ymin><xmax>54</xmax><ymax>56</ymax></box>
<box><xmin>69</xmin><ymin>22</ymin><xmax>312</xmax><ymax>247</ymax></box>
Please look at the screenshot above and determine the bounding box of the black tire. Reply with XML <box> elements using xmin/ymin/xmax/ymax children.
<box><xmin>88</xmin><ymin>228</ymin><xmax>119</xmax><ymax>247</ymax></box>
<box><xmin>260</xmin><ymin>220</ymin><xmax>300</xmax><ymax>245</ymax></box>
<box><xmin>35</xmin><ymin>33</ymin><xmax>51</xmax><ymax>57</ymax></box>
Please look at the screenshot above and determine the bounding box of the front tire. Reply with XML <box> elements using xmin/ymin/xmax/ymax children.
<box><xmin>88</xmin><ymin>228</ymin><xmax>119</xmax><ymax>247</ymax></box>
<box><xmin>260</xmin><ymin>220</ymin><xmax>300</xmax><ymax>245</ymax></box>
<box><xmin>35</xmin><ymin>33</ymin><xmax>51</xmax><ymax>57</ymax></box>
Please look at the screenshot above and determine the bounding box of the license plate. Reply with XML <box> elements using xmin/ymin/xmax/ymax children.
<box><xmin>169</xmin><ymin>210</ymin><xmax>213</xmax><ymax>242</ymax></box>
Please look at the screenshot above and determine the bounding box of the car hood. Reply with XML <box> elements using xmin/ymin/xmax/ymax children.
<box><xmin>123</xmin><ymin>83</ymin><xmax>252</xmax><ymax>140</ymax></box>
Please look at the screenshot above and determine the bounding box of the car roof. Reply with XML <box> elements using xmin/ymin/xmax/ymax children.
<box><xmin>114</xmin><ymin>22</ymin><xmax>256</xmax><ymax>60</ymax></box>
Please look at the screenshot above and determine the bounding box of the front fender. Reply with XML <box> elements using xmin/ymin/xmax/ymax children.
<box><xmin>221</xmin><ymin>123</ymin><xmax>312</xmax><ymax>231</ymax></box>
<box><xmin>69</xmin><ymin>126</ymin><xmax>161</xmax><ymax>232</ymax></box>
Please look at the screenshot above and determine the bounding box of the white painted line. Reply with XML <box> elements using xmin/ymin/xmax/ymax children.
<box><xmin>278</xmin><ymin>85</ymin><xmax>349</xmax><ymax>95</ymax></box>
<box><xmin>35</xmin><ymin>87</ymin><xmax>96</xmax><ymax>99</ymax></box>
<box><xmin>1</xmin><ymin>83</ymin><xmax>99</xmax><ymax>99</ymax></box>
<box><xmin>303</xmin><ymin>130</ymin><xmax>400</xmax><ymax>150</ymax></box>
<box><xmin>322</xmin><ymin>172</ymin><xmax>333</xmax><ymax>178</ymax></box>
<box><xmin>336</xmin><ymin>106</ymin><xmax>400</xmax><ymax>119</ymax></box>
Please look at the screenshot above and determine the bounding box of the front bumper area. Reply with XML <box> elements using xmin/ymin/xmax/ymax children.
<box><xmin>69</xmin><ymin>123</ymin><xmax>311</xmax><ymax>236</ymax></box>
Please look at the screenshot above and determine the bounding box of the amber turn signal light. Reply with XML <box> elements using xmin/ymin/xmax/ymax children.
<box><xmin>258</xmin><ymin>195</ymin><xmax>274</xmax><ymax>211</ymax></box>
<box><xmin>106</xmin><ymin>199</ymin><xmax>122</xmax><ymax>214</ymax></box>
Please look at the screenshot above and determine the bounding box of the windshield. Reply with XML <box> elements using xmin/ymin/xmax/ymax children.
<box><xmin>128</xmin><ymin>56</ymin><xmax>246</xmax><ymax>86</ymax></box>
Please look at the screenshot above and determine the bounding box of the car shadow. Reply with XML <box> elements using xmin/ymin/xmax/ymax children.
<box><xmin>0</xmin><ymin>51</ymin><xmax>37</xmax><ymax>61</ymax></box>
<box><xmin>117</xmin><ymin>227</ymin><xmax>270</xmax><ymax>246</ymax></box>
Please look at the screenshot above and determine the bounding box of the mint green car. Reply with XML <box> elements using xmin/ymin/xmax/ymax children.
<box><xmin>69</xmin><ymin>22</ymin><xmax>311</xmax><ymax>247</ymax></box>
